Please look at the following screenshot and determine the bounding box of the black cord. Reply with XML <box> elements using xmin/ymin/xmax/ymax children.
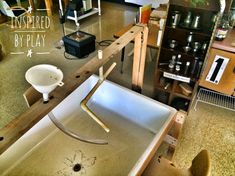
<box><xmin>63</xmin><ymin>39</ymin><xmax>114</xmax><ymax>60</ymax></box>
<box><xmin>97</xmin><ymin>40</ymin><xmax>114</xmax><ymax>46</ymax></box>
<box><xmin>64</xmin><ymin>51</ymin><xmax>89</xmax><ymax>60</ymax></box>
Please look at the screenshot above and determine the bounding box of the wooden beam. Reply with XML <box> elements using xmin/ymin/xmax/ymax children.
<box><xmin>0</xmin><ymin>25</ymin><xmax>148</xmax><ymax>154</ymax></box>
<box><xmin>132</xmin><ymin>25</ymin><xmax>148</xmax><ymax>92</ymax></box>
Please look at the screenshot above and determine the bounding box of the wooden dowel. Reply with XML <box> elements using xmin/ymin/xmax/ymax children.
<box><xmin>80</xmin><ymin>62</ymin><xmax>117</xmax><ymax>133</ymax></box>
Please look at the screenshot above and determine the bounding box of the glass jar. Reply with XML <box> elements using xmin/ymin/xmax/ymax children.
<box><xmin>215</xmin><ymin>14</ymin><xmax>230</xmax><ymax>41</ymax></box>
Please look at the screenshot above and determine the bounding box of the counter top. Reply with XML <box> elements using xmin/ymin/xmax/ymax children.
<box><xmin>212</xmin><ymin>28</ymin><xmax>235</xmax><ymax>53</ymax></box>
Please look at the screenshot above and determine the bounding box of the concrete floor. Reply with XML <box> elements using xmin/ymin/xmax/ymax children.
<box><xmin>0</xmin><ymin>1</ymin><xmax>234</xmax><ymax>175</ymax></box>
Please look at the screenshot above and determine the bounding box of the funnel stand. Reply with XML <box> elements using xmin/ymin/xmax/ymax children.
<box><xmin>43</xmin><ymin>93</ymin><xmax>49</xmax><ymax>102</ymax></box>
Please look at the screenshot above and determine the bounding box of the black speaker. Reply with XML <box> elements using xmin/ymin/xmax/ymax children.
<box><xmin>63</xmin><ymin>31</ymin><xmax>96</xmax><ymax>58</ymax></box>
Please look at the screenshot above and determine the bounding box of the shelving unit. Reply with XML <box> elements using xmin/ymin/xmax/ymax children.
<box><xmin>154</xmin><ymin>0</ymin><xmax>219</xmax><ymax>113</ymax></box>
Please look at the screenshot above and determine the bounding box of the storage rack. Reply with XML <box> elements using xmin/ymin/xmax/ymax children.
<box><xmin>194</xmin><ymin>88</ymin><xmax>235</xmax><ymax>111</ymax></box>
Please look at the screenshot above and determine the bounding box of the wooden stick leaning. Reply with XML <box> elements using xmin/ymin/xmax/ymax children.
<box><xmin>80</xmin><ymin>60</ymin><xmax>117</xmax><ymax>133</ymax></box>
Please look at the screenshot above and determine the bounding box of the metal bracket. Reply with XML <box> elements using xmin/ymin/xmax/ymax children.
<box><xmin>164</xmin><ymin>134</ymin><xmax>177</xmax><ymax>147</ymax></box>
<box><xmin>174</xmin><ymin>111</ymin><xmax>186</xmax><ymax>125</ymax></box>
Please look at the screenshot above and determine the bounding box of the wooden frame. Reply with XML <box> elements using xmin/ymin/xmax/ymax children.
<box><xmin>129</xmin><ymin>110</ymin><xmax>187</xmax><ymax>175</ymax></box>
<box><xmin>0</xmin><ymin>24</ymin><xmax>148</xmax><ymax>154</ymax></box>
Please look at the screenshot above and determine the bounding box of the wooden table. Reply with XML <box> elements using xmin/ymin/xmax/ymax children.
<box><xmin>114</xmin><ymin>23</ymin><xmax>160</xmax><ymax>73</ymax></box>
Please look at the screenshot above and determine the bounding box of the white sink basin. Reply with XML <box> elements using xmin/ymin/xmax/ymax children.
<box><xmin>0</xmin><ymin>75</ymin><xmax>176</xmax><ymax>176</ymax></box>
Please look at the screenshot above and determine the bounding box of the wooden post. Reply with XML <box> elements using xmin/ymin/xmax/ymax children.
<box><xmin>132</xmin><ymin>25</ymin><xmax>149</xmax><ymax>93</ymax></box>
<box><xmin>45</xmin><ymin>0</ymin><xmax>52</xmax><ymax>16</ymax></box>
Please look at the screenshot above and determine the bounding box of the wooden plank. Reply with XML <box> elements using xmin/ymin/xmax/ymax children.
<box><xmin>137</xmin><ymin>26</ymin><xmax>149</xmax><ymax>90</ymax></box>
<box><xmin>113</xmin><ymin>24</ymin><xmax>135</xmax><ymax>39</ymax></box>
<box><xmin>132</xmin><ymin>32</ymin><xmax>142</xmax><ymax>90</ymax></box>
<box><xmin>44</xmin><ymin>0</ymin><xmax>52</xmax><ymax>16</ymax></box>
<box><xmin>113</xmin><ymin>23</ymin><xmax>159</xmax><ymax>49</ymax></box>
<box><xmin>0</xmin><ymin>25</ymin><xmax>147</xmax><ymax>154</ymax></box>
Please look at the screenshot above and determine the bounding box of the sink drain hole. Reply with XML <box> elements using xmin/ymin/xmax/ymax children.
<box><xmin>73</xmin><ymin>163</ymin><xmax>82</xmax><ymax>172</ymax></box>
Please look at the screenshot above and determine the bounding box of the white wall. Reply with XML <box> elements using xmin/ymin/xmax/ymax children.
<box><xmin>125</xmin><ymin>0</ymin><xmax>169</xmax><ymax>8</ymax></box>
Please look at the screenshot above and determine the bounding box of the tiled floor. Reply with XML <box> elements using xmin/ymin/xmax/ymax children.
<box><xmin>0</xmin><ymin>1</ymin><xmax>234</xmax><ymax>175</ymax></box>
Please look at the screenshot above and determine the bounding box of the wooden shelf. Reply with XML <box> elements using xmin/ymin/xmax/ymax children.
<box><xmin>154</xmin><ymin>2</ymin><xmax>219</xmax><ymax>113</ymax></box>
<box><xmin>161</xmin><ymin>47</ymin><xmax>205</xmax><ymax>60</ymax></box>
<box><xmin>165</xmin><ymin>26</ymin><xmax>212</xmax><ymax>37</ymax></box>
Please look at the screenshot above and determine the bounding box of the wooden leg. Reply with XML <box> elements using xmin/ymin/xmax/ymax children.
<box><xmin>28</xmin><ymin>0</ymin><xmax>35</xmax><ymax>11</ymax></box>
<box><xmin>49</xmin><ymin>0</ymin><xmax>53</xmax><ymax>9</ymax></box>
<box><xmin>45</xmin><ymin>0</ymin><xmax>52</xmax><ymax>16</ymax></box>
<box><xmin>137</xmin><ymin>27</ymin><xmax>148</xmax><ymax>90</ymax></box>
<box><xmin>64</xmin><ymin>0</ymin><xmax>69</xmax><ymax>7</ymax></box>
<box><xmin>132</xmin><ymin>26</ymin><xmax>149</xmax><ymax>93</ymax></box>
<box><xmin>132</xmin><ymin>32</ymin><xmax>142</xmax><ymax>92</ymax></box>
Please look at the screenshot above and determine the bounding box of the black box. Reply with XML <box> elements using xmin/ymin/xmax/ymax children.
<box><xmin>62</xmin><ymin>31</ymin><xmax>96</xmax><ymax>58</ymax></box>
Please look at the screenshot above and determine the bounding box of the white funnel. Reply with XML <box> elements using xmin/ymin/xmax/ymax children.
<box><xmin>25</xmin><ymin>64</ymin><xmax>64</xmax><ymax>102</ymax></box>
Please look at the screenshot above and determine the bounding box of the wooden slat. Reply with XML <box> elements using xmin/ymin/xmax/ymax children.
<box><xmin>0</xmin><ymin>25</ymin><xmax>147</xmax><ymax>154</ymax></box>
<box><xmin>132</xmin><ymin>32</ymin><xmax>142</xmax><ymax>89</ymax></box>
<box><xmin>137</xmin><ymin>26</ymin><xmax>149</xmax><ymax>90</ymax></box>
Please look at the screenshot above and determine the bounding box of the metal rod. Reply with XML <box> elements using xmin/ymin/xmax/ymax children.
<box><xmin>48</xmin><ymin>112</ymin><xmax>108</xmax><ymax>145</ymax></box>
